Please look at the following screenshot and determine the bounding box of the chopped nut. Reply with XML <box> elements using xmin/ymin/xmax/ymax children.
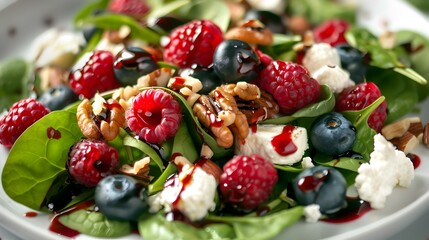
<box><xmin>408</xmin><ymin>117</ymin><xmax>424</xmax><ymax>140</ymax></box>
<box><xmin>197</xmin><ymin>158</ymin><xmax>223</xmax><ymax>183</ymax></box>
<box><xmin>287</xmin><ymin>16</ymin><xmax>311</xmax><ymax>36</ymax></box>
<box><xmin>218</xmin><ymin>110</ymin><xmax>236</xmax><ymax>126</ymax></box>
<box><xmin>172</xmin><ymin>155</ymin><xmax>193</xmax><ymax>169</ymax></box>
<box><xmin>224</xmin><ymin>19</ymin><xmax>273</xmax><ymax>46</ymax></box>
<box><xmin>379</xmin><ymin>31</ymin><xmax>396</xmax><ymax>49</ymax></box>
<box><xmin>120</xmin><ymin>157</ymin><xmax>151</xmax><ymax>185</ymax></box>
<box><xmin>424</xmin><ymin>123</ymin><xmax>429</xmax><ymax>147</ymax></box>
<box><xmin>233</xmin><ymin>82</ymin><xmax>260</xmax><ymax>101</ymax></box>
<box><xmin>381</xmin><ymin>118</ymin><xmax>411</xmax><ymax>140</ymax></box>
<box><xmin>200</xmin><ymin>143</ymin><xmax>214</xmax><ymax>159</ymax></box>
<box><xmin>77</xmin><ymin>99</ymin><xmax>100</xmax><ymax>139</ymax></box>
<box><xmin>390</xmin><ymin>131</ymin><xmax>420</xmax><ymax>154</ymax></box>
<box><xmin>136</xmin><ymin>68</ymin><xmax>174</xmax><ymax>87</ymax></box>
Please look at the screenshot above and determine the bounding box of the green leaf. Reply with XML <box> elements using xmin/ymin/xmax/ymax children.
<box><xmin>262</xmin><ymin>85</ymin><xmax>335</xmax><ymax>125</ymax></box>
<box><xmin>122</xmin><ymin>131</ymin><xmax>164</xmax><ymax>171</ymax></box>
<box><xmin>0</xmin><ymin>58</ymin><xmax>32</xmax><ymax>109</ymax></box>
<box><xmin>342</xmin><ymin>97</ymin><xmax>384</xmax><ymax>160</ymax></box>
<box><xmin>146</xmin><ymin>0</ymin><xmax>191</xmax><ymax>21</ymax></box>
<box><xmin>148</xmin><ymin>121</ymin><xmax>198</xmax><ymax>194</ymax></box>
<box><xmin>78</xmin><ymin>14</ymin><xmax>161</xmax><ymax>44</ymax></box>
<box><xmin>73</xmin><ymin>0</ymin><xmax>109</xmax><ymax>26</ymax></box>
<box><xmin>1</xmin><ymin>111</ymin><xmax>83</xmax><ymax>210</ymax></box>
<box><xmin>185</xmin><ymin>0</ymin><xmax>231</xmax><ymax>32</ymax></box>
<box><xmin>59</xmin><ymin>209</ymin><xmax>131</xmax><ymax>238</ymax></box>
<box><xmin>207</xmin><ymin>206</ymin><xmax>304</xmax><ymax>240</ymax></box>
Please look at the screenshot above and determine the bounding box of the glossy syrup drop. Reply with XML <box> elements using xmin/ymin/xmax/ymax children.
<box><xmin>323</xmin><ymin>197</ymin><xmax>372</xmax><ymax>223</ymax></box>
<box><xmin>297</xmin><ymin>169</ymin><xmax>329</xmax><ymax>192</ymax></box>
<box><xmin>47</xmin><ymin>127</ymin><xmax>61</xmax><ymax>139</ymax></box>
<box><xmin>271</xmin><ymin>125</ymin><xmax>298</xmax><ymax>156</ymax></box>
<box><xmin>24</xmin><ymin>211</ymin><xmax>38</xmax><ymax>217</ymax></box>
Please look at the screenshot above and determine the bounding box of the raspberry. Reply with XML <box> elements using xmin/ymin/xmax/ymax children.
<box><xmin>0</xmin><ymin>98</ymin><xmax>50</xmax><ymax>148</ymax></box>
<box><xmin>259</xmin><ymin>60</ymin><xmax>321</xmax><ymax>114</ymax></box>
<box><xmin>108</xmin><ymin>0</ymin><xmax>149</xmax><ymax>19</ymax></box>
<box><xmin>69</xmin><ymin>50</ymin><xmax>120</xmax><ymax>99</ymax></box>
<box><xmin>126</xmin><ymin>89</ymin><xmax>182</xmax><ymax>144</ymax></box>
<box><xmin>335</xmin><ymin>82</ymin><xmax>387</xmax><ymax>132</ymax></box>
<box><xmin>313</xmin><ymin>19</ymin><xmax>350</xmax><ymax>46</ymax></box>
<box><xmin>220</xmin><ymin>154</ymin><xmax>278</xmax><ymax>212</ymax></box>
<box><xmin>67</xmin><ymin>139</ymin><xmax>119</xmax><ymax>187</ymax></box>
<box><xmin>163</xmin><ymin>20</ymin><xmax>223</xmax><ymax>68</ymax></box>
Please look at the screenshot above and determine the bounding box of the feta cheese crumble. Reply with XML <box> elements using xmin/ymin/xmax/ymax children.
<box><xmin>303</xmin><ymin>43</ymin><xmax>340</xmax><ymax>75</ymax></box>
<box><xmin>303</xmin><ymin>204</ymin><xmax>322</xmax><ymax>223</ymax></box>
<box><xmin>312</xmin><ymin>65</ymin><xmax>355</xmax><ymax>94</ymax></box>
<box><xmin>148</xmin><ymin>164</ymin><xmax>217</xmax><ymax>221</ymax></box>
<box><xmin>235</xmin><ymin>124</ymin><xmax>309</xmax><ymax>165</ymax></box>
<box><xmin>355</xmin><ymin>134</ymin><xmax>415</xmax><ymax>209</ymax></box>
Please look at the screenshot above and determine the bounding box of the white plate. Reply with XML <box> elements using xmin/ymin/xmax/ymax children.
<box><xmin>1</xmin><ymin>0</ymin><xmax>429</xmax><ymax>240</ymax></box>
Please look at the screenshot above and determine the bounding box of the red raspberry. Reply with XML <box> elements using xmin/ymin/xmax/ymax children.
<box><xmin>126</xmin><ymin>89</ymin><xmax>182</xmax><ymax>144</ymax></box>
<box><xmin>313</xmin><ymin>19</ymin><xmax>350</xmax><ymax>46</ymax></box>
<box><xmin>67</xmin><ymin>139</ymin><xmax>119</xmax><ymax>187</ymax></box>
<box><xmin>108</xmin><ymin>0</ymin><xmax>149</xmax><ymax>19</ymax></box>
<box><xmin>163</xmin><ymin>20</ymin><xmax>223</xmax><ymax>68</ymax></box>
<box><xmin>336</xmin><ymin>82</ymin><xmax>387</xmax><ymax>132</ymax></box>
<box><xmin>0</xmin><ymin>98</ymin><xmax>50</xmax><ymax>148</ymax></box>
<box><xmin>220</xmin><ymin>154</ymin><xmax>278</xmax><ymax>212</ymax></box>
<box><xmin>69</xmin><ymin>50</ymin><xmax>120</xmax><ymax>99</ymax></box>
<box><xmin>259</xmin><ymin>60</ymin><xmax>321</xmax><ymax>114</ymax></box>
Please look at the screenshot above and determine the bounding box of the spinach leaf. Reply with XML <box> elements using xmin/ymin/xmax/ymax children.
<box><xmin>139</xmin><ymin>212</ymin><xmax>221</xmax><ymax>240</ymax></box>
<box><xmin>77</xmin><ymin>14</ymin><xmax>161</xmax><ymax>44</ymax></box>
<box><xmin>1</xmin><ymin>111</ymin><xmax>83</xmax><ymax>210</ymax></box>
<box><xmin>59</xmin><ymin>209</ymin><xmax>131</xmax><ymax>238</ymax></box>
<box><xmin>146</xmin><ymin>0</ymin><xmax>191</xmax><ymax>21</ymax></box>
<box><xmin>73</xmin><ymin>0</ymin><xmax>109</xmax><ymax>26</ymax></box>
<box><xmin>0</xmin><ymin>59</ymin><xmax>32</xmax><ymax>109</ymax></box>
<box><xmin>346</xmin><ymin>27</ymin><xmax>427</xmax><ymax>85</ymax></box>
<box><xmin>207</xmin><ymin>206</ymin><xmax>304</xmax><ymax>240</ymax></box>
<box><xmin>395</xmin><ymin>30</ymin><xmax>429</xmax><ymax>101</ymax></box>
<box><xmin>149</xmin><ymin>121</ymin><xmax>198</xmax><ymax>194</ymax></box>
<box><xmin>139</xmin><ymin>207</ymin><xmax>303</xmax><ymax>240</ymax></box>
<box><xmin>262</xmin><ymin>85</ymin><xmax>335</xmax><ymax>125</ymax></box>
<box><xmin>184</xmin><ymin>0</ymin><xmax>230</xmax><ymax>32</ymax></box>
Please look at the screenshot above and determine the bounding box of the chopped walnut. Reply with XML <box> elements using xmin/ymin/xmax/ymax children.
<box><xmin>76</xmin><ymin>97</ymin><xmax>125</xmax><ymax>141</ymax></box>
<box><xmin>225</xmin><ymin>20</ymin><xmax>273</xmax><ymax>46</ymax></box>
<box><xmin>120</xmin><ymin>157</ymin><xmax>151</xmax><ymax>185</ymax></box>
<box><xmin>137</xmin><ymin>68</ymin><xmax>175</xmax><ymax>87</ymax></box>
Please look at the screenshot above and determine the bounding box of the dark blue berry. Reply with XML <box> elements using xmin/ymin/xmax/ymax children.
<box><xmin>114</xmin><ymin>47</ymin><xmax>159</xmax><ymax>86</ymax></box>
<box><xmin>335</xmin><ymin>44</ymin><xmax>368</xmax><ymax>83</ymax></box>
<box><xmin>95</xmin><ymin>174</ymin><xmax>148</xmax><ymax>221</ymax></box>
<box><xmin>180</xmin><ymin>64</ymin><xmax>222</xmax><ymax>94</ymax></box>
<box><xmin>244</xmin><ymin>10</ymin><xmax>286</xmax><ymax>34</ymax></box>
<box><xmin>213</xmin><ymin>39</ymin><xmax>261</xmax><ymax>84</ymax></box>
<box><xmin>292</xmin><ymin>166</ymin><xmax>347</xmax><ymax>214</ymax></box>
<box><xmin>310</xmin><ymin>112</ymin><xmax>356</xmax><ymax>156</ymax></box>
<box><xmin>38</xmin><ymin>84</ymin><xmax>78</xmax><ymax>111</ymax></box>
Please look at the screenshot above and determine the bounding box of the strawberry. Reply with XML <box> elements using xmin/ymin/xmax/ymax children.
<box><xmin>258</xmin><ymin>60</ymin><xmax>321</xmax><ymax>114</ymax></box>
<box><xmin>162</xmin><ymin>20</ymin><xmax>223</xmax><ymax>68</ymax></box>
<box><xmin>336</xmin><ymin>82</ymin><xmax>387</xmax><ymax>132</ymax></box>
<box><xmin>220</xmin><ymin>154</ymin><xmax>278</xmax><ymax>212</ymax></box>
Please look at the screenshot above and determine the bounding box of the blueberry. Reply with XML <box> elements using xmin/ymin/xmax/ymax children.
<box><xmin>38</xmin><ymin>84</ymin><xmax>78</xmax><ymax>111</ymax></box>
<box><xmin>95</xmin><ymin>174</ymin><xmax>148</xmax><ymax>221</ymax></box>
<box><xmin>244</xmin><ymin>10</ymin><xmax>286</xmax><ymax>34</ymax></box>
<box><xmin>180</xmin><ymin>64</ymin><xmax>222</xmax><ymax>94</ymax></box>
<box><xmin>292</xmin><ymin>166</ymin><xmax>347</xmax><ymax>214</ymax></box>
<box><xmin>114</xmin><ymin>47</ymin><xmax>159</xmax><ymax>86</ymax></box>
<box><xmin>213</xmin><ymin>39</ymin><xmax>261</xmax><ymax>84</ymax></box>
<box><xmin>335</xmin><ymin>44</ymin><xmax>368</xmax><ymax>83</ymax></box>
<box><xmin>310</xmin><ymin>112</ymin><xmax>356</xmax><ymax>156</ymax></box>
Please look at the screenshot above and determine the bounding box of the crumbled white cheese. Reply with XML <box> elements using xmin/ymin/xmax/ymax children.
<box><xmin>29</xmin><ymin>28</ymin><xmax>85</xmax><ymax>69</ymax></box>
<box><xmin>151</xmin><ymin>165</ymin><xmax>217</xmax><ymax>221</ymax></box>
<box><xmin>301</xmin><ymin>156</ymin><xmax>315</xmax><ymax>168</ymax></box>
<box><xmin>235</xmin><ymin>124</ymin><xmax>309</xmax><ymax>165</ymax></box>
<box><xmin>303</xmin><ymin>204</ymin><xmax>322</xmax><ymax>223</ymax></box>
<box><xmin>246</xmin><ymin>0</ymin><xmax>286</xmax><ymax>15</ymax></box>
<box><xmin>355</xmin><ymin>134</ymin><xmax>415</xmax><ymax>209</ymax></box>
<box><xmin>303</xmin><ymin>43</ymin><xmax>340</xmax><ymax>75</ymax></box>
<box><xmin>312</xmin><ymin>65</ymin><xmax>355</xmax><ymax>94</ymax></box>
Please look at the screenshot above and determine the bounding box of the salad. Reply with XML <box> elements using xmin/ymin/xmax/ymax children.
<box><xmin>1</xmin><ymin>0</ymin><xmax>429</xmax><ymax>239</ymax></box>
